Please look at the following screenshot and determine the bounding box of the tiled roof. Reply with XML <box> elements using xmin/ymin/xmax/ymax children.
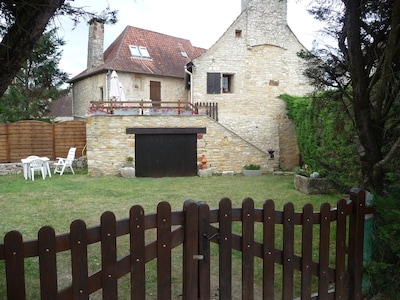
<box><xmin>71</xmin><ymin>26</ymin><xmax>206</xmax><ymax>82</ymax></box>
<box><xmin>48</xmin><ymin>94</ymin><xmax>72</xmax><ymax>117</ymax></box>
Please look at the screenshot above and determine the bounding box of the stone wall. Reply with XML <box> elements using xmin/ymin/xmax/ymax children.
<box><xmin>191</xmin><ymin>0</ymin><xmax>311</xmax><ymax>170</ymax></box>
<box><xmin>86</xmin><ymin>115</ymin><xmax>276</xmax><ymax>176</ymax></box>
<box><xmin>0</xmin><ymin>157</ymin><xmax>87</xmax><ymax>176</ymax></box>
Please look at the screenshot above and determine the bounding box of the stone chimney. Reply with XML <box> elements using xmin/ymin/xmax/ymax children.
<box><xmin>87</xmin><ymin>19</ymin><xmax>105</xmax><ymax>70</ymax></box>
<box><xmin>241</xmin><ymin>0</ymin><xmax>250</xmax><ymax>11</ymax></box>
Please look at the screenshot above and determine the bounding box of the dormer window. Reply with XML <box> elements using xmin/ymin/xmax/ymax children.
<box><xmin>129</xmin><ymin>45</ymin><xmax>151</xmax><ymax>58</ymax></box>
<box><xmin>181</xmin><ymin>51</ymin><xmax>188</xmax><ymax>58</ymax></box>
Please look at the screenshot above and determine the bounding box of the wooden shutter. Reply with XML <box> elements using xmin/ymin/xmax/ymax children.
<box><xmin>207</xmin><ymin>73</ymin><xmax>221</xmax><ymax>94</ymax></box>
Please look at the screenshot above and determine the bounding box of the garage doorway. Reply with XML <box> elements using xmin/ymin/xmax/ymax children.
<box><xmin>126</xmin><ymin>128</ymin><xmax>206</xmax><ymax>177</ymax></box>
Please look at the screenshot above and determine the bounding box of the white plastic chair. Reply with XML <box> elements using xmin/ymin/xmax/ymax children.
<box><xmin>29</xmin><ymin>159</ymin><xmax>46</xmax><ymax>181</ymax></box>
<box><xmin>53</xmin><ymin>148</ymin><xmax>76</xmax><ymax>175</ymax></box>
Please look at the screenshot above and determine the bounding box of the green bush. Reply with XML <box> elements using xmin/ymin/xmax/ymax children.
<box><xmin>367</xmin><ymin>188</ymin><xmax>400</xmax><ymax>298</ymax></box>
<box><xmin>243</xmin><ymin>164</ymin><xmax>260</xmax><ymax>170</ymax></box>
<box><xmin>280</xmin><ymin>93</ymin><xmax>362</xmax><ymax>192</ymax></box>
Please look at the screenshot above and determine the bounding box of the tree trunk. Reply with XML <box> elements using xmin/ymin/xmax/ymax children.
<box><xmin>0</xmin><ymin>0</ymin><xmax>65</xmax><ymax>97</ymax></box>
<box><xmin>343</xmin><ymin>0</ymin><xmax>383</xmax><ymax>192</ymax></box>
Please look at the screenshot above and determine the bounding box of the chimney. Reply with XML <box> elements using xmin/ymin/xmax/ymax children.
<box><xmin>241</xmin><ymin>0</ymin><xmax>250</xmax><ymax>11</ymax></box>
<box><xmin>87</xmin><ymin>19</ymin><xmax>105</xmax><ymax>70</ymax></box>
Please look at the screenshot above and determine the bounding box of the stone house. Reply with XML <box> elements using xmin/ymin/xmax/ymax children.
<box><xmin>73</xmin><ymin>0</ymin><xmax>312</xmax><ymax>176</ymax></box>
<box><xmin>70</xmin><ymin>21</ymin><xmax>206</xmax><ymax>118</ymax></box>
<box><xmin>187</xmin><ymin>0</ymin><xmax>312</xmax><ymax>169</ymax></box>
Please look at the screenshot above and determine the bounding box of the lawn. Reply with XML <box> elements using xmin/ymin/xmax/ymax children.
<box><xmin>0</xmin><ymin>170</ymin><xmax>345</xmax><ymax>239</ymax></box>
<box><xmin>0</xmin><ymin>170</ymin><xmax>347</xmax><ymax>299</ymax></box>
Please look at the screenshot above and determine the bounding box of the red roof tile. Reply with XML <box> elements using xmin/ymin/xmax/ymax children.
<box><xmin>71</xmin><ymin>26</ymin><xmax>206</xmax><ymax>82</ymax></box>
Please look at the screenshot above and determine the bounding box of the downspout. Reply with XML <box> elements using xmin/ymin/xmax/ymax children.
<box><xmin>184</xmin><ymin>65</ymin><xmax>193</xmax><ymax>105</ymax></box>
<box><xmin>105</xmin><ymin>70</ymin><xmax>110</xmax><ymax>101</ymax></box>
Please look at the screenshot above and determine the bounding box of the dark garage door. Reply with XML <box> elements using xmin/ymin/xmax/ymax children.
<box><xmin>135</xmin><ymin>133</ymin><xmax>197</xmax><ymax>177</ymax></box>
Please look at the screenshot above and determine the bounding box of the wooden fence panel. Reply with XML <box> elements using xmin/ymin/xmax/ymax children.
<box><xmin>4</xmin><ymin>231</ymin><xmax>26</xmax><ymax>299</ymax></box>
<box><xmin>0</xmin><ymin>124</ymin><xmax>10</xmax><ymax>162</ymax></box>
<box><xmin>282</xmin><ymin>202</ymin><xmax>295</xmax><ymax>300</ymax></box>
<box><xmin>242</xmin><ymin>198</ymin><xmax>255</xmax><ymax>300</ymax></box>
<box><xmin>0</xmin><ymin>191</ymin><xmax>370</xmax><ymax>299</ymax></box>
<box><xmin>263</xmin><ymin>199</ymin><xmax>275</xmax><ymax>300</ymax></box>
<box><xmin>157</xmin><ymin>202</ymin><xmax>172</xmax><ymax>300</ymax></box>
<box><xmin>130</xmin><ymin>205</ymin><xmax>146</xmax><ymax>300</ymax></box>
<box><xmin>301</xmin><ymin>203</ymin><xmax>313</xmax><ymax>299</ymax></box>
<box><xmin>182</xmin><ymin>200</ymin><xmax>199</xmax><ymax>299</ymax></box>
<box><xmin>198</xmin><ymin>202</ymin><xmax>210</xmax><ymax>300</ymax></box>
<box><xmin>219</xmin><ymin>198</ymin><xmax>232</xmax><ymax>300</ymax></box>
<box><xmin>318</xmin><ymin>203</ymin><xmax>331</xmax><ymax>298</ymax></box>
<box><xmin>38</xmin><ymin>226</ymin><xmax>58</xmax><ymax>300</ymax></box>
<box><xmin>54</xmin><ymin>121</ymin><xmax>86</xmax><ymax>158</ymax></box>
<box><xmin>70</xmin><ymin>220</ymin><xmax>89</xmax><ymax>299</ymax></box>
<box><xmin>0</xmin><ymin>120</ymin><xmax>86</xmax><ymax>162</ymax></box>
<box><xmin>101</xmin><ymin>211</ymin><xmax>118</xmax><ymax>299</ymax></box>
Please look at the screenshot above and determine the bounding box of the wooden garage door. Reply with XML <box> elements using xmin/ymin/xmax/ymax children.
<box><xmin>135</xmin><ymin>133</ymin><xmax>197</xmax><ymax>177</ymax></box>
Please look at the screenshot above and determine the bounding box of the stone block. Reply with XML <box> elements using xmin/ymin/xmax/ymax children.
<box><xmin>294</xmin><ymin>174</ymin><xmax>329</xmax><ymax>194</ymax></box>
<box><xmin>222</xmin><ymin>171</ymin><xmax>234</xmax><ymax>176</ymax></box>
<box><xmin>198</xmin><ymin>169</ymin><xmax>212</xmax><ymax>177</ymax></box>
<box><xmin>120</xmin><ymin>167</ymin><xmax>136</xmax><ymax>178</ymax></box>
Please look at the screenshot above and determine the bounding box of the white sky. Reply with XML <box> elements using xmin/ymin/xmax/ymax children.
<box><xmin>56</xmin><ymin>0</ymin><xmax>322</xmax><ymax>79</ymax></box>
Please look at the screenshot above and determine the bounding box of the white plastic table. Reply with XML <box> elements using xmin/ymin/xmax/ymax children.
<box><xmin>21</xmin><ymin>157</ymin><xmax>51</xmax><ymax>180</ymax></box>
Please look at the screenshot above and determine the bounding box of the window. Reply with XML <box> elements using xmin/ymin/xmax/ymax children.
<box><xmin>129</xmin><ymin>45</ymin><xmax>151</xmax><ymax>58</ymax></box>
<box><xmin>222</xmin><ymin>75</ymin><xmax>232</xmax><ymax>93</ymax></box>
<box><xmin>207</xmin><ymin>73</ymin><xmax>233</xmax><ymax>94</ymax></box>
<box><xmin>235</xmin><ymin>29</ymin><xmax>242</xmax><ymax>38</ymax></box>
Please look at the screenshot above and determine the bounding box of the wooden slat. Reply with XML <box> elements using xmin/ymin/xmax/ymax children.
<box><xmin>38</xmin><ymin>226</ymin><xmax>58</xmax><ymax>300</ymax></box>
<box><xmin>263</xmin><ymin>199</ymin><xmax>275</xmax><ymax>300</ymax></box>
<box><xmin>4</xmin><ymin>231</ymin><xmax>26</xmax><ymax>299</ymax></box>
<box><xmin>348</xmin><ymin>190</ymin><xmax>365</xmax><ymax>300</ymax></box>
<box><xmin>282</xmin><ymin>202</ymin><xmax>294</xmax><ymax>300</ymax></box>
<box><xmin>70</xmin><ymin>219</ymin><xmax>89</xmax><ymax>299</ymax></box>
<box><xmin>101</xmin><ymin>211</ymin><xmax>118</xmax><ymax>299</ymax></box>
<box><xmin>242</xmin><ymin>198</ymin><xmax>254</xmax><ymax>300</ymax></box>
<box><xmin>301</xmin><ymin>203</ymin><xmax>313</xmax><ymax>299</ymax></box>
<box><xmin>183</xmin><ymin>200</ymin><xmax>199</xmax><ymax>299</ymax></box>
<box><xmin>130</xmin><ymin>205</ymin><xmax>146</xmax><ymax>300</ymax></box>
<box><xmin>157</xmin><ymin>202</ymin><xmax>172</xmax><ymax>300</ymax></box>
<box><xmin>219</xmin><ymin>198</ymin><xmax>232</xmax><ymax>300</ymax></box>
<box><xmin>318</xmin><ymin>203</ymin><xmax>331</xmax><ymax>298</ymax></box>
<box><xmin>335</xmin><ymin>199</ymin><xmax>347</xmax><ymax>299</ymax></box>
<box><xmin>198</xmin><ymin>202</ymin><xmax>210</xmax><ymax>300</ymax></box>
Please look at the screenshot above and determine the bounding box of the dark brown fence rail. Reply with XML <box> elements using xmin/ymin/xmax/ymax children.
<box><xmin>0</xmin><ymin>120</ymin><xmax>86</xmax><ymax>163</ymax></box>
<box><xmin>0</xmin><ymin>190</ymin><xmax>370</xmax><ymax>299</ymax></box>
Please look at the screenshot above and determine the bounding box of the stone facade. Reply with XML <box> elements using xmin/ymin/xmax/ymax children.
<box><xmin>73</xmin><ymin>72</ymin><xmax>187</xmax><ymax>119</ymax></box>
<box><xmin>86</xmin><ymin>115</ymin><xmax>275</xmax><ymax>176</ymax></box>
<box><xmin>190</xmin><ymin>0</ymin><xmax>312</xmax><ymax>170</ymax></box>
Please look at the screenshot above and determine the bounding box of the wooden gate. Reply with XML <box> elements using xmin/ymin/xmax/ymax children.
<box><xmin>0</xmin><ymin>190</ymin><xmax>370</xmax><ymax>299</ymax></box>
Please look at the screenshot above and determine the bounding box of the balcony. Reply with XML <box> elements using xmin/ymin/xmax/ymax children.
<box><xmin>89</xmin><ymin>100</ymin><xmax>218</xmax><ymax>121</ymax></box>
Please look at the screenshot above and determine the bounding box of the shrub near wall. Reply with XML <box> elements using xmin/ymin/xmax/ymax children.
<box><xmin>280</xmin><ymin>93</ymin><xmax>362</xmax><ymax>192</ymax></box>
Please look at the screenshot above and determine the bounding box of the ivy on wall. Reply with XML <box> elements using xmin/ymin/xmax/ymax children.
<box><xmin>280</xmin><ymin>93</ymin><xmax>362</xmax><ymax>192</ymax></box>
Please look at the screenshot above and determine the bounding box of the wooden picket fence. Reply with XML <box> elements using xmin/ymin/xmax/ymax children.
<box><xmin>0</xmin><ymin>120</ymin><xmax>86</xmax><ymax>163</ymax></box>
<box><xmin>0</xmin><ymin>190</ymin><xmax>370</xmax><ymax>299</ymax></box>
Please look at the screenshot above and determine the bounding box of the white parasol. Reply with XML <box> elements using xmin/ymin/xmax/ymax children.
<box><xmin>109</xmin><ymin>70</ymin><xmax>126</xmax><ymax>101</ymax></box>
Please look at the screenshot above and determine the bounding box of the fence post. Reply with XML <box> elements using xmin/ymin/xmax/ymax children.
<box><xmin>348</xmin><ymin>188</ymin><xmax>366</xmax><ymax>300</ymax></box>
<box><xmin>183</xmin><ymin>200</ymin><xmax>199</xmax><ymax>299</ymax></box>
<box><xmin>363</xmin><ymin>190</ymin><xmax>374</xmax><ymax>294</ymax></box>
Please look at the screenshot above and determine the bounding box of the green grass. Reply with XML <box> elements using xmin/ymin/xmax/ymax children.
<box><xmin>0</xmin><ymin>169</ymin><xmax>347</xmax><ymax>298</ymax></box>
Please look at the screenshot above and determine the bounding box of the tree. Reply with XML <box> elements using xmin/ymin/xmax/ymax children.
<box><xmin>300</xmin><ymin>0</ymin><xmax>400</xmax><ymax>193</ymax></box>
<box><xmin>0</xmin><ymin>28</ymin><xmax>69</xmax><ymax>122</ymax></box>
<box><xmin>0</xmin><ymin>1</ymin><xmax>117</xmax><ymax>98</ymax></box>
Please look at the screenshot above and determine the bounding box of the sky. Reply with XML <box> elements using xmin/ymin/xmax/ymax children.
<box><xmin>56</xmin><ymin>0</ymin><xmax>322</xmax><ymax>79</ymax></box>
